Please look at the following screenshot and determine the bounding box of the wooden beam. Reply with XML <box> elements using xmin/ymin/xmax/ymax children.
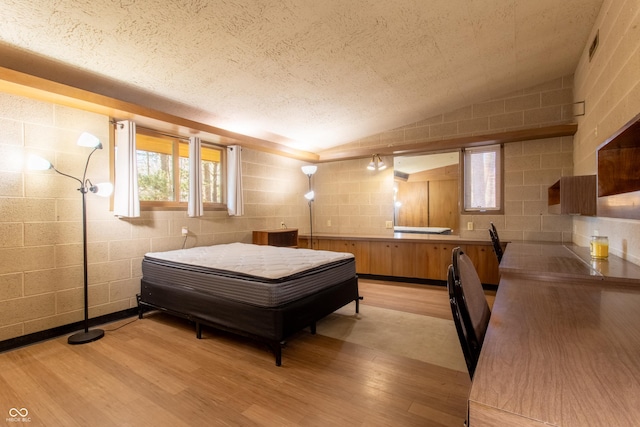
<box><xmin>318</xmin><ymin>123</ymin><xmax>578</xmax><ymax>162</ymax></box>
<box><xmin>0</xmin><ymin>66</ymin><xmax>319</xmax><ymax>162</ymax></box>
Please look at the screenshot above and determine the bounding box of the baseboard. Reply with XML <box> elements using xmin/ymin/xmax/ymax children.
<box><xmin>358</xmin><ymin>274</ymin><xmax>447</xmax><ymax>286</ymax></box>
<box><xmin>0</xmin><ymin>307</ymin><xmax>139</xmax><ymax>353</ymax></box>
<box><xmin>358</xmin><ymin>274</ymin><xmax>498</xmax><ymax>291</ymax></box>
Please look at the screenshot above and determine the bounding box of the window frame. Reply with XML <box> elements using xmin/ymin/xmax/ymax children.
<box><xmin>135</xmin><ymin>127</ymin><xmax>226</xmax><ymax>210</ymax></box>
<box><xmin>461</xmin><ymin>144</ymin><xmax>504</xmax><ymax>214</ymax></box>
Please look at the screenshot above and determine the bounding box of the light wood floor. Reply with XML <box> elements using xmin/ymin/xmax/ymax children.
<box><xmin>0</xmin><ymin>279</ymin><xmax>491</xmax><ymax>426</ymax></box>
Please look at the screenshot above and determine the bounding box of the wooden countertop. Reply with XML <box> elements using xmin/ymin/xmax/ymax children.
<box><xmin>469</xmin><ymin>242</ymin><xmax>640</xmax><ymax>426</ymax></box>
<box><xmin>299</xmin><ymin>232</ymin><xmax>495</xmax><ymax>245</ymax></box>
<box><xmin>469</xmin><ymin>276</ymin><xmax>640</xmax><ymax>426</ymax></box>
<box><xmin>500</xmin><ymin>241</ymin><xmax>640</xmax><ymax>284</ymax></box>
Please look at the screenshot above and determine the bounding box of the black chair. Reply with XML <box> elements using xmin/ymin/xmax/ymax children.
<box><xmin>447</xmin><ymin>247</ymin><xmax>491</xmax><ymax>379</ymax></box>
<box><xmin>489</xmin><ymin>222</ymin><xmax>503</xmax><ymax>263</ymax></box>
<box><xmin>447</xmin><ymin>264</ymin><xmax>475</xmax><ymax>377</ymax></box>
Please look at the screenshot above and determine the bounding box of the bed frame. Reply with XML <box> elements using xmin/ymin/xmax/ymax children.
<box><xmin>137</xmin><ymin>276</ymin><xmax>360</xmax><ymax>366</ymax></box>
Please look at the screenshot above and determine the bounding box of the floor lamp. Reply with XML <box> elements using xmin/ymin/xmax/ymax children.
<box><xmin>29</xmin><ymin>132</ymin><xmax>113</xmax><ymax>345</ymax></box>
<box><xmin>301</xmin><ymin>165</ymin><xmax>317</xmax><ymax>249</ymax></box>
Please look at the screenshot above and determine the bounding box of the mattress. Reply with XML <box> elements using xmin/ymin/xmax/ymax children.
<box><xmin>142</xmin><ymin>242</ymin><xmax>356</xmax><ymax>308</ymax></box>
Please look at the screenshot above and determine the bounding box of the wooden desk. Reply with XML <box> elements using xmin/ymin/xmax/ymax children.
<box><xmin>469</xmin><ymin>242</ymin><xmax>640</xmax><ymax>426</ymax></box>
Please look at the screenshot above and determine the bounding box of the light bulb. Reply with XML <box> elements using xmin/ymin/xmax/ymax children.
<box><xmin>77</xmin><ymin>132</ymin><xmax>102</xmax><ymax>149</ymax></box>
<box><xmin>27</xmin><ymin>154</ymin><xmax>52</xmax><ymax>171</ymax></box>
<box><xmin>301</xmin><ymin>165</ymin><xmax>318</xmax><ymax>176</ymax></box>
<box><xmin>91</xmin><ymin>182</ymin><xmax>114</xmax><ymax>197</ymax></box>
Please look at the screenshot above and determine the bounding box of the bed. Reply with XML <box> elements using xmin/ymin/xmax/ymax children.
<box><xmin>137</xmin><ymin>242</ymin><xmax>360</xmax><ymax>366</ymax></box>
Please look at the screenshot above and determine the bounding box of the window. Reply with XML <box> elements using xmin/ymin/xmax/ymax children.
<box><xmin>135</xmin><ymin>129</ymin><xmax>223</xmax><ymax>207</ymax></box>
<box><xmin>462</xmin><ymin>144</ymin><xmax>502</xmax><ymax>213</ymax></box>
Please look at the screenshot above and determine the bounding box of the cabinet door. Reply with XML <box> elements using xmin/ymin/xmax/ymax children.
<box><xmin>464</xmin><ymin>244</ymin><xmax>500</xmax><ymax>285</ymax></box>
<box><xmin>391</xmin><ymin>242</ymin><xmax>415</xmax><ymax>277</ymax></box>
<box><xmin>316</xmin><ymin>238</ymin><xmax>336</xmax><ymax>251</ymax></box>
<box><xmin>369</xmin><ymin>242</ymin><xmax>393</xmax><ymax>275</ymax></box>
<box><xmin>438</xmin><ymin>243</ymin><xmax>465</xmax><ymax>281</ymax></box>
<box><xmin>414</xmin><ymin>243</ymin><xmax>439</xmax><ymax>279</ymax></box>
<box><xmin>349</xmin><ymin>240</ymin><xmax>371</xmax><ymax>274</ymax></box>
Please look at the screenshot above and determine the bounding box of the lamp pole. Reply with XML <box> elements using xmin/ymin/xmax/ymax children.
<box><xmin>67</xmin><ymin>146</ymin><xmax>105</xmax><ymax>344</ymax></box>
<box><xmin>301</xmin><ymin>165</ymin><xmax>317</xmax><ymax>249</ymax></box>
<box><xmin>307</xmin><ymin>174</ymin><xmax>313</xmax><ymax>248</ymax></box>
<box><xmin>29</xmin><ymin>133</ymin><xmax>111</xmax><ymax>344</ymax></box>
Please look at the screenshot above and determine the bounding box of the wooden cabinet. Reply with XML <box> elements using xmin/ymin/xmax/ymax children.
<box><xmin>548</xmin><ymin>175</ymin><xmax>596</xmax><ymax>216</ymax></box>
<box><xmin>597</xmin><ymin>113</ymin><xmax>640</xmax><ymax>219</ymax></box>
<box><xmin>414</xmin><ymin>243</ymin><xmax>441</xmax><ymax>279</ymax></box>
<box><xmin>428</xmin><ymin>179</ymin><xmax>459</xmax><ymax>232</ymax></box>
<box><xmin>369</xmin><ymin>241</ymin><xmax>415</xmax><ymax>277</ymax></box>
<box><xmin>463</xmin><ymin>244</ymin><xmax>500</xmax><ymax>285</ymax></box>
<box><xmin>330</xmin><ymin>240</ymin><xmax>371</xmax><ymax>274</ymax></box>
<box><xmin>252</xmin><ymin>229</ymin><xmax>298</xmax><ymax>247</ymax></box>
<box><xmin>299</xmin><ymin>237</ymin><xmax>371</xmax><ymax>274</ymax></box>
<box><xmin>298</xmin><ymin>236</ymin><xmax>499</xmax><ymax>285</ymax></box>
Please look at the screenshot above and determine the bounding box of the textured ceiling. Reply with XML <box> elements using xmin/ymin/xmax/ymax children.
<box><xmin>0</xmin><ymin>0</ymin><xmax>603</xmax><ymax>153</ymax></box>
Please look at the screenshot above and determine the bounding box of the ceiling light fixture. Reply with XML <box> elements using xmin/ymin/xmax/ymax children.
<box><xmin>367</xmin><ymin>154</ymin><xmax>386</xmax><ymax>171</ymax></box>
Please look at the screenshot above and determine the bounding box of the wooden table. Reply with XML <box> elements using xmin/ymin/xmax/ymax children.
<box><xmin>468</xmin><ymin>242</ymin><xmax>640</xmax><ymax>426</ymax></box>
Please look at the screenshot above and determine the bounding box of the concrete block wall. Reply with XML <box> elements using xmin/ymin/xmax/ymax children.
<box><xmin>314</xmin><ymin>76</ymin><xmax>577</xmax><ymax>240</ymax></box>
<box><xmin>572</xmin><ymin>0</ymin><xmax>640</xmax><ymax>265</ymax></box>
<box><xmin>0</xmin><ymin>92</ymin><xmax>308</xmax><ymax>341</ymax></box>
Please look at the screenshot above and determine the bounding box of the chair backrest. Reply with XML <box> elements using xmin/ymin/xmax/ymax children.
<box><xmin>489</xmin><ymin>223</ymin><xmax>503</xmax><ymax>263</ymax></box>
<box><xmin>447</xmin><ymin>264</ymin><xmax>476</xmax><ymax>377</ymax></box>
<box><xmin>449</xmin><ymin>247</ymin><xmax>492</xmax><ymax>378</ymax></box>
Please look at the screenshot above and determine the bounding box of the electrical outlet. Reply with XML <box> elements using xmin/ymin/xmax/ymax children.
<box><xmin>280</xmin><ymin>221</ymin><xmax>286</xmax><ymax>229</ymax></box>
<box><xmin>181</xmin><ymin>226</ymin><xmax>188</xmax><ymax>236</ymax></box>
<box><xmin>385</xmin><ymin>221</ymin><xmax>393</xmax><ymax>229</ymax></box>
<box><xmin>467</xmin><ymin>222</ymin><xmax>474</xmax><ymax>231</ymax></box>
<box><xmin>327</xmin><ymin>219</ymin><xmax>331</xmax><ymax>227</ymax></box>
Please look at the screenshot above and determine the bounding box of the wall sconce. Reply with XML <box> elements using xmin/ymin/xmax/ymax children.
<box><xmin>28</xmin><ymin>132</ymin><xmax>113</xmax><ymax>345</ymax></box>
<box><xmin>301</xmin><ymin>165</ymin><xmax>317</xmax><ymax>248</ymax></box>
<box><xmin>367</xmin><ymin>154</ymin><xmax>387</xmax><ymax>171</ymax></box>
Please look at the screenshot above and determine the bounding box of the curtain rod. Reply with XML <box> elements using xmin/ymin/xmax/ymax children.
<box><xmin>110</xmin><ymin>119</ymin><xmax>190</xmax><ymax>142</ymax></box>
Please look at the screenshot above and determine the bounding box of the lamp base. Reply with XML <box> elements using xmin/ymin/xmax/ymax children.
<box><xmin>68</xmin><ymin>328</ymin><xmax>105</xmax><ymax>345</ymax></box>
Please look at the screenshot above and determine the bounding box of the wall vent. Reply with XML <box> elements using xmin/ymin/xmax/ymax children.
<box><xmin>589</xmin><ymin>30</ymin><xmax>599</xmax><ymax>62</ymax></box>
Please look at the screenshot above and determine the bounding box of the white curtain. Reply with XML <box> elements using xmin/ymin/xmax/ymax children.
<box><xmin>113</xmin><ymin>120</ymin><xmax>140</xmax><ymax>218</ymax></box>
<box><xmin>226</xmin><ymin>145</ymin><xmax>244</xmax><ymax>216</ymax></box>
<box><xmin>188</xmin><ymin>136</ymin><xmax>203</xmax><ymax>217</ymax></box>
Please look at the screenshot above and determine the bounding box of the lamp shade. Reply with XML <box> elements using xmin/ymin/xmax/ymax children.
<box><xmin>77</xmin><ymin>132</ymin><xmax>102</xmax><ymax>149</ymax></box>
<box><xmin>304</xmin><ymin>190</ymin><xmax>315</xmax><ymax>200</ymax></box>
<box><xmin>27</xmin><ymin>154</ymin><xmax>53</xmax><ymax>171</ymax></box>
<box><xmin>91</xmin><ymin>182</ymin><xmax>114</xmax><ymax>197</ymax></box>
<box><xmin>301</xmin><ymin>165</ymin><xmax>318</xmax><ymax>175</ymax></box>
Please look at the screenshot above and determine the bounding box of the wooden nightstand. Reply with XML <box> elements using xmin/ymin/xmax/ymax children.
<box><xmin>252</xmin><ymin>229</ymin><xmax>298</xmax><ymax>247</ymax></box>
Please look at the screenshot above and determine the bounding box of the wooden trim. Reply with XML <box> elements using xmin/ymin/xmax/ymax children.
<box><xmin>0</xmin><ymin>307</ymin><xmax>139</xmax><ymax>353</ymax></box>
<box><xmin>318</xmin><ymin>123</ymin><xmax>578</xmax><ymax>162</ymax></box>
<box><xmin>0</xmin><ymin>66</ymin><xmax>319</xmax><ymax>162</ymax></box>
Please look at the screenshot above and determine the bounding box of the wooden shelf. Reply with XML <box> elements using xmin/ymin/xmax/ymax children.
<box><xmin>252</xmin><ymin>229</ymin><xmax>298</xmax><ymax>247</ymax></box>
<box><xmin>548</xmin><ymin>175</ymin><xmax>596</xmax><ymax>216</ymax></box>
<box><xmin>597</xmin><ymin>113</ymin><xmax>640</xmax><ymax>219</ymax></box>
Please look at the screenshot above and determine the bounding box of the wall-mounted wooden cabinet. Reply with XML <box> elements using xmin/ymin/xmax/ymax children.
<box><xmin>597</xmin><ymin>114</ymin><xmax>640</xmax><ymax>219</ymax></box>
<box><xmin>548</xmin><ymin>175</ymin><xmax>597</xmax><ymax>216</ymax></box>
